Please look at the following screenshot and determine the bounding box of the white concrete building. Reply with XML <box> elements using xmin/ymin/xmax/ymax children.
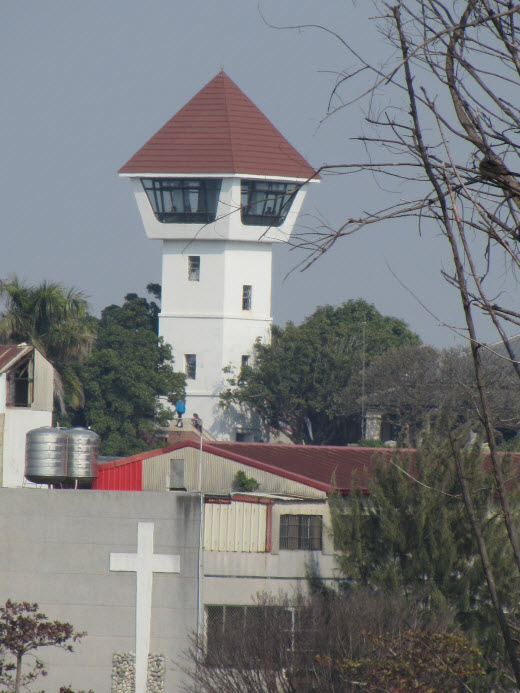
<box><xmin>0</xmin><ymin>344</ymin><xmax>54</xmax><ymax>487</ymax></box>
<box><xmin>119</xmin><ymin>71</ymin><xmax>318</xmax><ymax>440</ymax></box>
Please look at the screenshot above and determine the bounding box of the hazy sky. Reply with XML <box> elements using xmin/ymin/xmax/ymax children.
<box><xmin>1</xmin><ymin>0</ymin><xmax>501</xmax><ymax>347</ymax></box>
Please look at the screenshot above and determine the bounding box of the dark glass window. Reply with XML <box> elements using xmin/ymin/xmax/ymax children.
<box><xmin>241</xmin><ymin>180</ymin><xmax>298</xmax><ymax>227</ymax></box>
<box><xmin>141</xmin><ymin>178</ymin><xmax>221</xmax><ymax>224</ymax></box>
<box><xmin>188</xmin><ymin>256</ymin><xmax>200</xmax><ymax>281</ymax></box>
<box><xmin>279</xmin><ymin>515</ymin><xmax>322</xmax><ymax>551</ymax></box>
<box><xmin>6</xmin><ymin>358</ymin><xmax>33</xmax><ymax>407</ymax></box>
<box><xmin>242</xmin><ymin>285</ymin><xmax>252</xmax><ymax>311</ymax></box>
<box><xmin>185</xmin><ymin>354</ymin><xmax>196</xmax><ymax>380</ymax></box>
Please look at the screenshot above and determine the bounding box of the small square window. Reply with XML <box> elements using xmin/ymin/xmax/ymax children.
<box><xmin>188</xmin><ymin>256</ymin><xmax>200</xmax><ymax>281</ymax></box>
<box><xmin>241</xmin><ymin>355</ymin><xmax>250</xmax><ymax>368</ymax></box>
<box><xmin>242</xmin><ymin>285</ymin><xmax>252</xmax><ymax>311</ymax></box>
<box><xmin>185</xmin><ymin>354</ymin><xmax>196</xmax><ymax>380</ymax></box>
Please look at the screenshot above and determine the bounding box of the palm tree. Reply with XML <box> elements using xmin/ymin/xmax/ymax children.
<box><xmin>0</xmin><ymin>276</ymin><xmax>96</xmax><ymax>411</ymax></box>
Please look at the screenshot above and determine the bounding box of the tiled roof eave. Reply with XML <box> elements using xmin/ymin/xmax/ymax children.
<box><xmin>119</xmin><ymin>170</ymin><xmax>319</xmax><ymax>183</ymax></box>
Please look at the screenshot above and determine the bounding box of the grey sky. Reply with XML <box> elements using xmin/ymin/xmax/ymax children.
<box><xmin>1</xmin><ymin>0</ymin><xmax>495</xmax><ymax>347</ymax></box>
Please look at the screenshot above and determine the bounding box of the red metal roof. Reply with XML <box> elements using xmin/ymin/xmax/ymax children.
<box><xmin>207</xmin><ymin>442</ymin><xmax>401</xmax><ymax>494</ymax></box>
<box><xmin>97</xmin><ymin>441</ymin><xmax>404</xmax><ymax>494</ymax></box>
<box><xmin>119</xmin><ymin>71</ymin><xmax>318</xmax><ymax>180</ymax></box>
<box><xmin>0</xmin><ymin>345</ymin><xmax>33</xmax><ymax>374</ymax></box>
<box><xmin>95</xmin><ymin>440</ymin><xmax>520</xmax><ymax>495</ymax></box>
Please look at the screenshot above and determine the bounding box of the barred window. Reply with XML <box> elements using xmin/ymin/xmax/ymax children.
<box><xmin>279</xmin><ymin>515</ymin><xmax>322</xmax><ymax>551</ymax></box>
<box><xmin>141</xmin><ymin>178</ymin><xmax>221</xmax><ymax>224</ymax></box>
<box><xmin>205</xmin><ymin>604</ymin><xmax>292</xmax><ymax>666</ymax></box>
<box><xmin>184</xmin><ymin>354</ymin><xmax>196</xmax><ymax>380</ymax></box>
<box><xmin>188</xmin><ymin>256</ymin><xmax>200</xmax><ymax>281</ymax></box>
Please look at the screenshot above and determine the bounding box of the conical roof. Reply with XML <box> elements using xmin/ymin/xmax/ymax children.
<box><xmin>119</xmin><ymin>71</ymin><xmax>317</xmax><ymax>180</ymax></box>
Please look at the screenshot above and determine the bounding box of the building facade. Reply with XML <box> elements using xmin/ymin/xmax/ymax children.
<box><xmin>0</xmin><ymin>345</ymin><xmax>54</xmax><ymax>487</ymax></box>
<box><xmin>119</xmin><ymin>72</ymin><xmax>319</xmax><ymax>441</ymax></box>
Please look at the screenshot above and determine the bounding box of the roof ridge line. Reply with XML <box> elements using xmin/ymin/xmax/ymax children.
<box><xmin>220</xmin><ymin>73</ymin><xmax>237</xmax><ymax>173</ymax></box>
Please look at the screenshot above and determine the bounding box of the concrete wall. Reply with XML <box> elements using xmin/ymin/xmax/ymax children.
<box><xmin>0</xmin><ymin>489</ymin><xmax>200</xmax><ymax>692</ymax></box>
<box><xmin>2</xmin><ymin>408</ymin><xmax>51</xmax><ymax>487</ymax></box>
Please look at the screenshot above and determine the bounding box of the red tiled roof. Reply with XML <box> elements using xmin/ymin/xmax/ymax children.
<box><xmin>0</xmin><ymin>345</ymin><xmax>33</xmax><ymax>374</ymax></box>
<box><xmin>119</xmin><ymin>71</ymin><xmax>318</xmax><ymax>180</ymax></box>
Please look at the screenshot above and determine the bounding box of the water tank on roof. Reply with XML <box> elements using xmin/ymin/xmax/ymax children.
<box><xmin>66</xmin><ymin>427</ymin><xmax>99</xmax><ymax>482</ymax></box>
<box><xmin>25</xmin><ymin>427</ymin><xmax>68</xmax><ymax>484</ymax></box>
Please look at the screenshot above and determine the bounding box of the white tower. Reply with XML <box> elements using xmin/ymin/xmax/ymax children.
<box><xmin>119</xmin><ymin>72</ymin><xmax>318</xmax><ymax>440</ymax></box>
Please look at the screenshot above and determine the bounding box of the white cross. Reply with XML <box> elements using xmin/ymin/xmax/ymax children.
<box><xmin>110</xmin><ymin>522</ymin><xmax>180</xmax><ymax>693</ymax></box>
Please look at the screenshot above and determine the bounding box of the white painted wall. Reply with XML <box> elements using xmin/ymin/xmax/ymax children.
<box><xmin>2</xmin><ymin>408</ymin><xmax>52</xmax><ymax>487</ymax></box>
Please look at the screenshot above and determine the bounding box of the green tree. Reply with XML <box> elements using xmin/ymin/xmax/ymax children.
<box><xmin>330</xmin><ymin>439</ymin><xmax>520</xmax><ymax>684</ymax></box>
<box><xmin>221</xmin><ymin>299</ymin><xmax>419</xmax><ymax>444</ymax></box>
<box><xmin>0</xmin><ymin>276</ymin><xmax>95</xmax><ymax>412</ymax></box>
<box><xmin>76</xmin><ymin>290</ymin><xmax>185</xmax><ymax>456</ymax></box>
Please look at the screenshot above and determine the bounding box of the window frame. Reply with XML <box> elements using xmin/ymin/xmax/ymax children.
<box><xmin>141</xmin><ymin>178</ymin><xmax>222</xmax><ymax>224</ymax></box>
<box><xmin>242</xmin><ymin>285</ymin><xmax>252</xmax><ymax>311</ymax></box>
<box><xmin>240</xmin><ymin>179</ymin><xmax>298</xmax><ymax>227</ymax></box>
<box><xmin>188</xmin><ymin>255</ymin><xmax>200</xmax><ymax>282</ymax></box>
<box><xmin>279</xmin><ymin>514</ymin><xmax>322</xmax><ymax>551</ymax></box>
<box><xmin>6</xmin><ymin>358</ymin><xmax>34</xmax><ymax>408</ymax></box>
<box><xmin>205</xmin><ymin>604</ymin><xmax>293</xmax><ymax>666</ymax></box>
<box><xmin>184</xmin><ymin>354</ymin><xmax>197</xmax><ymax>380</ymax></box>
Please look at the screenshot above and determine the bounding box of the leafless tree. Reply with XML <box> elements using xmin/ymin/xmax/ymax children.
<box><xmin>281</xmin><ymin>0</ymin><xmax>520</xmax><ymax>684</ymax></box>
<box><xmin>180</xmin><ymin>590</ymin><xmax>466</xmax><ymax>693</ymax></box>
<box><xmin>340</xmin><ymin>343</ymin><xmax>520</xmax><ymax>446</ymax></box>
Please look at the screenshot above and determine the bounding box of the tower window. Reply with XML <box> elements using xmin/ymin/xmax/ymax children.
<box><xmin>241</xmin><ymin>355</ymin><xmax>250</xmax><ymax>368</ymax></box>
<box><xmin>185</xmin><ymin>354</ymin><xmax>196</xmax><ymax>380</ymax></box>
<box><xmin>241</xmin><ymin>180</ymin><xmax>298</xmax><ymax>227</ymax></box>
<box><xmin>242</xmin><ymin>285</ymin><xmax>252</xmax><ymax>311</ymax></box>
<box><xmin>188</xmin><ymin>256</ymin><xmax>200</xmax><ymax>282</ymax></box>
<box><xmin>141</xmin><ymin>178</ymin><xmax>221</xmax><ymax>224</ymax></box>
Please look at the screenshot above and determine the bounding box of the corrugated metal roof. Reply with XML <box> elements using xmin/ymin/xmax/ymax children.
<box><xmin>96</xmin><ymin>440</ymin><xmax>520</xmax><ymax>496</ymax></box>
<box><xmin>98</xmin><ymin>441</ymin><xmax>405</xmax><ymax>494</ymax></box>
<box><xmin>208</xmin><ymin>442</ymin><xmax>401</xmax><ymax>493</ymax></box>
<box><xmin>0</xmin><ymin>345</ymin><xmax>33</xmax><ymax>374</ymax></box>
<box><xmin>119</xmin><ymin>71</ymin><xmax>318</xmax><ymax>180</ymax></box>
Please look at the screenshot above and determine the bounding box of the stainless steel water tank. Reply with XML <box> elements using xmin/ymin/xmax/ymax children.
<box><xmin>25</xmin><ymin>427</ymin><xmax>68</xmax><ymax>484</ymax></box>
<box><xmin>66</xmin><ymin>427</ymin><xmax>99</xmax><ymax>482</ymax></box>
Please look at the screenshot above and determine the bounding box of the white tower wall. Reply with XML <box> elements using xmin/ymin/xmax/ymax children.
<box><xmin>159</xmin><ymin>238</ymin><xmax>273</xmax><ymax>438</ymax></box>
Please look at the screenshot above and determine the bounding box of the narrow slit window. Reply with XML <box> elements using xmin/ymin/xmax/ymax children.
<box><xmin>188</xmin><ymin>256</ymin><xmax>200</xmax><ymax>282</ymax></box>
<box><xmin>242</xmin><ymin>285</ymin><xmax>252</xmax><ymax>311</ymax></box>
<box><xmin>185</xmin><ymin>354</ymin><xmax>196</xmax><ymax>380</ymax></box>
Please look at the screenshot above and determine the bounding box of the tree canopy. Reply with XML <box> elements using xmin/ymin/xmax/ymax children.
<box><xmin>342</xmin><ymin>344</ymin><xmax>520</xmax><ymax>447</ymax></box>
<box><xmin>76</xmin><ymin>290</ymin><xmax>185</xmax><ymax>456</ymax></box>
<box><xmin>0</xmin><ymin>276</ymin><xmax>95</xmax><ymax>411</ymax></box>
<box><xmin>330</xmin><ymin>438</ymin><xmax>520</xmax><ymax>686</ymax></box>
<box><xmin>221</xmin><ymin>299</ymin><xmax>419</xmax><ymax>444</ymax></box>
